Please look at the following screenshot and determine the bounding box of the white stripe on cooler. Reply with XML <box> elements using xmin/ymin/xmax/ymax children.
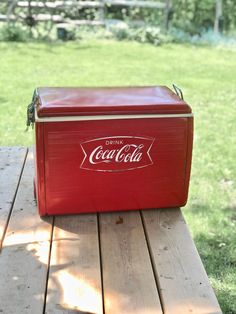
<box><xmin>34</xmin><ymin>109</ymin><xmax>193</xmax><ymax>123</ymax></box>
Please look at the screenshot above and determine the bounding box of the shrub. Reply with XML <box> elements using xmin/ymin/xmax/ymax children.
<box><xmin>168</xmin><ymin>28</ymin><xmax>192</xmax><ymax>43</ymax></box>
<box><xmin>106</xmin><ymin>22</ymin><xmax>171</xmax><ymax>46</ymax></box>
<box><xmin>130</xmin><ymin>27</ymin><xmax>162</xmax><ymax>45</ymax></box>
<box><xmin>0</xmin><ymin>23</ymin><xmax>29</xmax><ymax>42</ymax></box>
<box><xmin>168</xmin><ymin>27</ymin><xmax>236</xmax><ymax>49</ymax></box>
<box><xmin>191</xmin><ymin>30</ymin><xmax>236</xmax><ymax>48</ymax></box>
<box><xmin>107</xmin><ymin>20</ymin><xmax>129</xmax><ymax>40</ymax></box>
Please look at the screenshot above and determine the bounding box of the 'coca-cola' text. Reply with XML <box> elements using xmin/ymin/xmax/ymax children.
<box><xmin>80</xmin><ymin>136</ymin><xmax>154</xmax><ymax>172</ymax></box>
<box><xmin>89</xmin><ymin>144</ymin><xmax>144</xmax><ymax>164</ymax></box>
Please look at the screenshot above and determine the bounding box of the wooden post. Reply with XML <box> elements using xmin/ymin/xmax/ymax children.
<box><xmin>214</xmin><ymin>0</ymin><xmax>222</xmax><ymax>33</ymax></box>
<box><xmin>98</xmin><ymin>0</ymin><xmax>105</xmax><ymax>22</ymax></box>
<box><xmin>6</xmin><ymin>0</ymin><xmax>18</xmax><ymax>23</ymax></box>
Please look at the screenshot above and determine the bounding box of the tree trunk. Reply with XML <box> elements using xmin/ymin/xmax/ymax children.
<box><xmin>214</xmin><ymin>0</ymin><xmax>222</xmax><ymax>33</ymax></box>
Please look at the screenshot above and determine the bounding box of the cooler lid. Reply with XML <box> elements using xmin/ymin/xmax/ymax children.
<box><xmin>35</xmin><ymin>86</ymin><xmax>192</xmax><ymax>118</ymax></box>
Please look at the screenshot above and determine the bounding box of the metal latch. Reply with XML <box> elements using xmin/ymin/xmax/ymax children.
<box><xmin>173</xmin><ymin>84</ymin><xmax>184</xmax><ymax>100</ymax></box>
<box><xmin>25</xmin><ymin>91</ymin><xmax>37</xmax><ymax>131</ymax></box>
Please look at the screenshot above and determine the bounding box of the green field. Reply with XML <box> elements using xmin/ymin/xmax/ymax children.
<box><xmin>0</xmin><ymin>40</ymin><xmax>236</xmax><ymax>312</ymax></box>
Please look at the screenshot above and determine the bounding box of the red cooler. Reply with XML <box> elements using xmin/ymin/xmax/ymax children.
<box><xmin>27</xmin><ymin>86</ymin><xmax>193</xmax><ymax>216</ymax></box>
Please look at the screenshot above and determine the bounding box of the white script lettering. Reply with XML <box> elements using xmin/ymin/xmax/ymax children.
<box><xmin>89</xmin><ymin>144</ymin><xmax>144</xmax><ymax>164</ymax></box>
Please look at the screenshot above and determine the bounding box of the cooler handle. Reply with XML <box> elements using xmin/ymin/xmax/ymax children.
<box><xmin>173</xmin><ymin>84</ymin><xmax>184</xmax><ymax>100</ymax></box>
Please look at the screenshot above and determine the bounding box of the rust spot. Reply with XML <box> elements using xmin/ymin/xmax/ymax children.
<box><xmin>116</xmin><ymin>216</ymin><xmax>123</xmax><ymax>224</ymax></box>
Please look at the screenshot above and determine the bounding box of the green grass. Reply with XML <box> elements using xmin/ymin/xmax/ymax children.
<box><xmin>0</xmin><ymin>40</ymin><xmax>236</xmax><ymax>312</ymax></box>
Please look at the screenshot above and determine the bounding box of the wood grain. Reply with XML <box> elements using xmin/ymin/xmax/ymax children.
<box><xmin>99</xmin><ymin>211</ymin><xmax>163</xmax><ymax>314</ymax></box>
<box><xmin>45</xmin><ymin>214</ymin><xmax>103</xmax><ymax>314</ymax></box>
<box><xmin>0</xmin><ymin>146</ymin><xmax>27</xmax><ymax>249</ymax></box>
<box><xmin>0</xmin><ymin>150</ymin><xmax>53</xmax><ymax>314</ymax></box>
<box><xmin>142</xmin><ymin>208</ymin><xmax>222</xmax><ymax>314</ymax></box>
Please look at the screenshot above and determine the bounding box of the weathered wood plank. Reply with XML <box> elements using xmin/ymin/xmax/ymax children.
<box><xmin>45</xmin><ymin>214</ymin><xmax>103</xmax><ymax>314</ymax></box>
<box><xmin>142</xmin><ymin>208</ymin><xmax>222</xmax><ymax>314</ymax></box>
<box><xmin>69</xmin><ymin>19</ymin><xmax>105</xmax><ymax>26</ymax></box>
<box><xmin>0</xmin><ymin>146</ymin><xmax>27</xmax><ymax>249</ymax></box>
<box><xmin>15</xmin><ymin>0</ymin><xmax>165</xmax><ymax>9</ymax></box>
<box><xmin>99</xmin><ymin>211</ymin><xmax>163</xmax><ymax>314</ymax></box>
<box><xmin>0</xmin><ymin>150</ymin><xmax>53</xmax><ymax>314</ymax></box>
<box><xmin>0</xmin><ymin>13</ymin><xmax>63</xmax><ymax>22</ymax></box>
<box><xmin>0</xmin><ymin>14</ymin><xmax>104</xmax><ymax>24</ymax></box>
<box><xmin>106</xmin><ymin>0</ymin><xmax>166</xmax><ymax>8</ymax></box>
<box><xmin>16</xmin><ymin>0</ymin><xmax>104</xmax><ymax>9</ymax></box>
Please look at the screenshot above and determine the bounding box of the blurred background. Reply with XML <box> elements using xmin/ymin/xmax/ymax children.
<box><xmin>0</xmin><ymin>0</ymin><xmax>235</xmax><ymax>43</ymax></box>
<box><xmin>0</xmin><ymin>1</ymin><xmax>235</xmax><ymax>313</ymax></box>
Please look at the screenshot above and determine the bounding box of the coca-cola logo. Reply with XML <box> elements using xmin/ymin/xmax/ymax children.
<box><xmin>80</xmin><ymin>136</ymin><xmax>154</xmax><ymax>172</ymax></box>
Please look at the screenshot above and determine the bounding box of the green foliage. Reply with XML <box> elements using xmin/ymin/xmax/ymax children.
<box><xmin>128</xmin><ymin>26</ymin><xmax>173</xmax><ymax>45</ymax></box>
<box><xmin>105</xmin><ymin>0</ymin><xmax>236</xmax><ymax>34</ymax></box>
<box><xmin>168</xmin><ymin>27</ymin><xmax>236</xmax><ymax>48</ymax></box>
<box><xmin>223</xmin><ymin>0</ymin><xmax>236</xmax><ymax>31</ymax></box>
<box><xmin>0</xmin><ymin>0</ymin><xmax>235</xmax><ymax>43</ymax></box>
<box><xmin>107</xmin><ymin>23</ymin><xmax>169</xmax><ymax>45</ymax></box>
<box><xmin>190</xmin><ymin>29</ymin><xmax>236</xmax><ymax>46</ymax></box>
<box><xmin>74</xmin><ymin>23</ymin><xmax>235</xmax><ymax>48</ymax></box>
<box><xmin>72</xmin><ymin>23</ymin><xmax>171</xmax><ymax>45</ymax></box>
<box><xmin>171</xmin><ymin>0</ymin><xmax>236</xmax><ymax>34</ymax></box>
<box><xmin>0</xmin><ymin>23</ymin><xmax>29</xmax><ymax>42</ymax></box>
<box><xmin>106</xmin><ymin>5</ymin><xmax>163</xmax><ymax>26</ymax></box>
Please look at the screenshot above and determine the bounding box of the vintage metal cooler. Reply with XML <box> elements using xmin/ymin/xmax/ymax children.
<box><xmin>27</xmin><ymin>86</ymin><xmax>193</xmax><ymax>216</ymax></box>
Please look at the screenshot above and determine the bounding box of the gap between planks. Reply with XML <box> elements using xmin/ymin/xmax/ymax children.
<box><xmin>139</xmin><ymin>210</ymin><xmax>165</xmax><ymax>313</ymax></box>
<box><xmin>43</xmin><ymin>215</ymin><xmax>55</xmax><ymax>314</ymax></box>
<box><xmin>141</xmin><ymin>208</ymin><xmax>222</xmax><ymax>314</ymax></box>
<box><xmin>44</xmin><ymin>214</ymin><xmax>103</xmax><ymax>314</ymax></box>
<box><xmin>0</xmin><ymin>147</ymin><xmax>28</xmax><ymax>250</ymax></box>
<box><xmin>0</xmin><ymin>149</ymin><xmax>53</xmax><ymax>314</ymax></box>
<box><xmin>97</xmin><ymin>212</ymin><xmax>106</xmax><ymax>314</ymax></box>
<box><xmin>99</xmin><ymin>211</ymin><xmax>163</xmax><ymax>314</ymax></box>
<box><xmin>45</xmin><ymin>210</ymin><xmax>164</xmax><ymax>314</ymax></box>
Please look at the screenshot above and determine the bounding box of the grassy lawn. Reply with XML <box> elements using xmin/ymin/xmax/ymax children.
<box><xmin>0</xmin><ymin>40</ymin><xmax>236</xmax><ymax>312</ymax></box>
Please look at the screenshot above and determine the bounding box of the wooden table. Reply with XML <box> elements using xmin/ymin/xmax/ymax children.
<box><xmin>0</xmin><ymin>147</ymin><xmax>222</xmax><ymax>314</ymax></box>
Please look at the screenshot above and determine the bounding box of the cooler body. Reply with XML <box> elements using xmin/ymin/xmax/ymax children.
<box><xmin>31</xmin><ymin>86</ymin><xmax>193</xmax><ymax>216</ymax></box>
